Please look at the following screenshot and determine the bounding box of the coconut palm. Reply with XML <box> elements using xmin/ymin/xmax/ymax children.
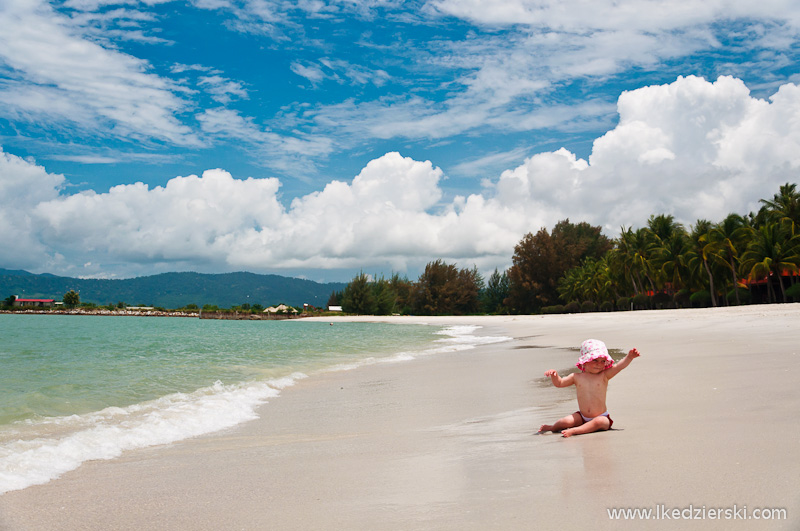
<box><xmin>740</xmin><ymin>222</ymin><xmax>800</xmax><ymax>302</ymax></box>
<box><xmin>584</xmin><ymin>256</ymin><xmax>613</xmax><ymax>306</ymax></box>
<box><xmin>557</xmin><ymin>266</ymin><xmax>582</xmax><ymax>304</ymax></box>
<box><xmin>615</xmin><ymin>226</ymin><xmax>658</xmax><ymax>296</ymax></box>
<box><xmin>685</xmin><ymin>220</ymin><xmax>718</xmax><ymax>306</ymax></box>
<box><xmin>759</xmin><ymin>182</ymin><xmax>800</xmax><ymax>232</ymax></box>
<box><xmin>651</xmin><ymin>226</ymin><xmax>690</xmax><ymax>295</ymax></box>
<box><xmin>558</xmin><ymin>255</ymin><xmax>616</xmax><ymax>310</ymax></box>
<box><xmin>647</xmin><ymin>214</ymin><xmax>684</xmax><ymax>243</ymax></box>
<box><xmin>707</xmin><ymin>213</ymin><xmax>752</xmax><ymax>305</ymax></box>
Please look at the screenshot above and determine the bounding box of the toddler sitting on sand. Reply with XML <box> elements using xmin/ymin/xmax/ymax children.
<box><xmin>539</xmin><ymin>339</ymin><xmax>640</xmax><ymax>438</ymax></box>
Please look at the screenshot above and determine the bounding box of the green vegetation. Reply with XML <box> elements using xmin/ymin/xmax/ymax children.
<box><xmin>338</xmin><ymin>182</ymin><xmax>800</xmax><ymax>315</ymax></box>
<box><xmin>341</xmin><ymin>261</ymin><xmax>485</xmax><ymax>316</ymax></box>
<box><xmin>481</xmin><ymin>268</ymin><xmax>510</xmax><ymax>314</ymax></box>
<box><xmin>63</xmin><ymin>290</ymin><xmax>80</xmax><ymax>308</ymax></box>
<box><xmin>506</xmin><ymin>220</ymin><xmax>612</xmax><ymax>313</ymax></box>
<box><xmin>553</xmin><ymin>182</ymin><xmax>800</xmax><ymax>311</ymax></box>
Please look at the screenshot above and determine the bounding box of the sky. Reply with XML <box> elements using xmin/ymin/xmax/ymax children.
<box><xmin>2</xmin><ymin>0</ymin><xmax>800</xmax><ymax>283</ymax></box>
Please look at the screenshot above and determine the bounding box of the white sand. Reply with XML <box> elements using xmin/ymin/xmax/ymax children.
<box><xmin>1</xmin><ymin>305</ymin><xmax>798</xmax><ymax>530</ymax></box>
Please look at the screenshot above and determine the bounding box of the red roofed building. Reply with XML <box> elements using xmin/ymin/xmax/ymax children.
<box><xmin>12</xmin><ymin>298</ymin><xmax>56</xmax><ymax>308</ymax></box>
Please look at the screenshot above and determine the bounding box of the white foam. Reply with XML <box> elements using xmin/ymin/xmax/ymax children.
<box><xmin>0</xmin><ymin>325</ymin><xmax>511</xmax><ymax>495</ymax></box>
<box><xmin>324</xmin><ymin>323</ymin><xmax>511</xmax><ymax>371</ymax></box>
<box><xmin>431</xmin><ymin>325</ymin><xmax>512</xmax><ymax>350</ymax></box>
<box><xmin>0</xmin><ymin>373</ymin><xmax>306</xmax><ymax>495</ymax></box>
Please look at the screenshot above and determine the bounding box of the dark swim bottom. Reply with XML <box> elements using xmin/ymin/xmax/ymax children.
<box><xmin>576</xmin><ymin>411</ymin><xmax>613</xmax><ymax>429</ymax></box>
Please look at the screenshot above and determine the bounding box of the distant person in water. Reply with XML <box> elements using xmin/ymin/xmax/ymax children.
<box><xmin>539</xmin><ymin>339</ymin><xmax>640</xmax><ymax>438</ymax></box>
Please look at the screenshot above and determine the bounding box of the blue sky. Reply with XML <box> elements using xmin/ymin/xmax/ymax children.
<box><xmin>2</xmin><ymin>0</ymin><xmax>800</xmax><ymax>282</ymax></box>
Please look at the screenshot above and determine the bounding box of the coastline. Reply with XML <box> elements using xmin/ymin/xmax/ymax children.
<box><xmin>0</xmin><ymin>309</ymin><xmax>305</xmax><ymax>320</ymax></box>
<box><xmin>1</xmin><ymin>306</ymin><xmax>798</xmax><ymax>530</ymax></box>
<box><xmin>0</xmin><ymin>308</ymin><xmax>199</xmax><ymax>317</ymax></box>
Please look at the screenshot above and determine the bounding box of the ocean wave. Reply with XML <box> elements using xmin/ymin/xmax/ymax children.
<box><xmin>324</xmin><ymin>323</ymin><xmax>512</xmax><ymax>371</ymax></box>
<box><xmin>0</xmin><ymin>324</ymin><xmax>511</xmax><ymax>495</ymax></box>
<box><xmin>431</xmin><ymin>325</ymin><xmax>512</xmax><ymax>349</ymax></box>
<box><xmin>0</xmin><ymin>373</ymin><xmax>306</xmax><ymax>495</ymax></box>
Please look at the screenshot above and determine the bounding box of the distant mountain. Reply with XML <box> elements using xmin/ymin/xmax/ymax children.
<box><xmin>0</xmin><ymin>270</ymin><xmax>346</xmax><ymax>309</ymax></box>
<box><xmin>0</xmin><ymin>268</ymin><xmax>35</xmax><ymax>276</ymax></box>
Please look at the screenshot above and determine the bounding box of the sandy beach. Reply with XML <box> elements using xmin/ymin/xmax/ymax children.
<box><xmin>1</xmin><ymin>305</ymin><xmax>798</xmax><ymax>530</ymax></box>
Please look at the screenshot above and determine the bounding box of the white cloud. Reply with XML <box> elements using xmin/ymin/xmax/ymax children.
<box><xmin>198</xmin><ymin>75</ymin><xmax>249</xmax><ymax>103</ymax></box>
<box><xmin>33</xmin><ymin>169</ymin><xmax>285</xmax><ymax>266</ymax></box>
<box><xmin>426</xmin><ymin>0</ymin><xmax>800</xmax><ymax>32</ymax></box>
<box><xmin>4</xmin><ymin>76</ymin><xmax>800</xmax><ymax>279</ymax></box>
<box><xmin>0</xmin><ymin>0</ymin><xmax>197</xmax><ymax>145</ymax></box>
<box><xmin>0</xmin><ymin>148</ymin><xmax>65</xmax><ymax>269</ymax></box>
<box><xmin>294</xmin><ymin>0</ymin><xmax>800</xmax><ymax>146</ymax></box>
<box><xmin>196</xmin><ymin>107</ymin><xmax>334</xmax><ymax>175</ymax></box>
<box><xmin>501</xmin><ymin>75</ymin><xmax>800</xmax><ymax>230</ymax></box>
<box><xmin>298</xmin><ymin>15</ymin><xmax>709</xmax><ymax>143</ymax></box>
<box><xmin>291</xmin><ymin>58</ymin><xmax>391</xmax><ymax>87</ymax></box>
<box><xmin>450</xmin><ymin>147</ymin><xmax>530</xmax><ymax>177</ymax></box>
<box><xmin>63</xmin><ymin>0</ymin><xmax>173</xmax><ymax>11</ymax></box>
<box><xmin>290</xmin><ymin>61</ymin><xmax>327</xmax><ymax>84</ymax></box>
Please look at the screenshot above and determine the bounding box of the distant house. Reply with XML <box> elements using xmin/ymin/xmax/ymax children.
<box><xmin>328</xmin><ymin>305</ymin><xmax>343</xmax><ymax>312</ymax></box>
<box><xmin>13</xmin><ymin>298</ymin><xmax>55</xmax><ymax>308</ymax></box>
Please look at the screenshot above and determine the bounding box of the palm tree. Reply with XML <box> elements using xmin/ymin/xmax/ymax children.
<box><xmin>592</xmin><ymin>254</ymin><xmax>617</xmax><ymax>306</ymax></box>
<box><xmin>558</xmin><ymin>266</ymin><xmax>582</xmax><ymax>305</ymax></box>
<box><xmin>686</xmin><ymin>220</ymin><xmax>718</xmax><ymax>306</ymax></box>
<box><xmin>653</xmin><ymin>228</ymin><xmax>690</xmax><ymax>295</ymax></box>
<box><xmin>707</xmin><ymin>213</ymin><xmax>752</xmax><ymax>305</ymax></box>
<box><xmin>611</xmin><ymin>228</ymin><xmax>640</xmax><ymax>295</ymax></box>
<box><xmin>647</xmin><ymin>216</ymin><xmax>689</xmax><ymax>296</ymax></box>
<box><xmin>647</xmin><ymin>214</ymin><xmax>684</xmax><ymax>242</ymax></box>
<box><xmin>558</xmin><ymin>255</ymin><xmax>616</xmax><ymax>310</ymax></box>
<box><xmin>740</xmin><ymin>222</ymin><xmax>800</xmax><ymax>302</ymax></box>
<box><xmin>759</xmin><ymin>182</ymin><xmax>800</xmax><ymax>232</ymax></box>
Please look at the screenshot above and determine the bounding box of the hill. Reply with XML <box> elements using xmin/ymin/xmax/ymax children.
<box><xmin>0</xmin><ymin>269</ymin><xmax>346</xmax><ymax>309</ymax></box>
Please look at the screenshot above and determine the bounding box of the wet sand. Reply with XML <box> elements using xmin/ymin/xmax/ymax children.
<box><xmin>1</xmin><ymin>305</ymin><xmax>798</xmax><ymax>530</ymax></box>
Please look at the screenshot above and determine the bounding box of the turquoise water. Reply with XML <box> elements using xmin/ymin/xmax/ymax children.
<box><xmin>0</xmin><ymin>314</ymin><xmax>508</xmax><ymax>494</ymax></box>
<box><xmin>0</xmin><ymin>315</ymin><xmax>439</xmax><ymax>425</ymax></box>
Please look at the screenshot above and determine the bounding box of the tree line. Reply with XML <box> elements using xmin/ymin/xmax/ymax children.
<box><xmin>336</xmin><ymin>182</ymin><xmax>800</xmax><ymax>315</ymax></box>
<box><xmin>329</xmin><ymin>261</ymin><xmax>507</xmax><ymax>316</ymax></box>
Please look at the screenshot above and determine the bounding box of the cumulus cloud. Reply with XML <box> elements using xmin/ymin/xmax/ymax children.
<box><xmin>0</xmin><ymin>148</ymin><xmax>65</xmax><ymax>269</ymax></box>
<box><xmin>3</xmin><ymin>76</ymin><xmax>800</xmax><ymax>279</ymax></box>
<box><xmin>498</xmin><ymin>75</ymin><xmax>800</xmax><ymax>230</ymax></box>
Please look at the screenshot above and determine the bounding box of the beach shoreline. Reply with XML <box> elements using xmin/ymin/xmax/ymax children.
<box><xmin>1</xmin><ymin>306</ymin><xmax>798</xmax><ymax>530</ymax></box>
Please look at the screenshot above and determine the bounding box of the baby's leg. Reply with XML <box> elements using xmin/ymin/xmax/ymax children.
<box><xmin>562</xmin><ymin>415</ymin><xmax>611</xmax><ymax>437</ymax></box>
<box><xmin>539</xmin><ymin>412</ymin><xmax>583</xmax><ymax>433</ymax></box>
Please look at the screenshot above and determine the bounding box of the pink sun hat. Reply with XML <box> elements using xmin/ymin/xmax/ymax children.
<box><xmin>576</xmin><ymin>339</ymin><xmax>614</xmax><ymax>372</ymax></box>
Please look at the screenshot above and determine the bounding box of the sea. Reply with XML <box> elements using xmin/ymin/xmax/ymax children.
<box><xmin>0</xmin><ymin>313</ymin><xmax>509</xmax><ymax>494</ymax></box>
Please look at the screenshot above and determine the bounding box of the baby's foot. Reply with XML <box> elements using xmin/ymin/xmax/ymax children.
<box><xmin>561</xmin><ymin>428</ymin><xmax>576</xmax><ymax>438</ymax></box>
<box><xmin>538</xmin><ymin>424</ymin><xmax>554</xmax><ymax>433</ymax></box>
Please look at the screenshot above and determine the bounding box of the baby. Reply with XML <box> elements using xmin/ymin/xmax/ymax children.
<box><xmin>539</xmin><ymin>339</ymin><xmax>640</xmax><ymax>437</ymax></box>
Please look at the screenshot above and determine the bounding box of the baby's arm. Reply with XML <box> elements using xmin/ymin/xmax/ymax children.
<box><xmin>544</xmin><ymin>370</ymin><xmax>575</xmax><ymax>388</ymax></box>
<box><xmin>604</xmin><ymin>348</ymin><xmax>640</xmax><ymax>379</ymax></box>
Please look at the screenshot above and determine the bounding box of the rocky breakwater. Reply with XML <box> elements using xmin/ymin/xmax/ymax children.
<box><xmin>0</xmin><ymin>309</ymin><xmax>199</xmax><ymax>317</ymax></box>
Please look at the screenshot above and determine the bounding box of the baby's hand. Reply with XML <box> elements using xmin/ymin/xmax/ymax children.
<box><xmin>544</xmin><ymin>369</ymin><xmax>558</xmax><ymax>377</ymax></box>
<box><xmin>628</xmin><ymin>348</ymin><xmax>640</xmax><ymax>358</ymax></box>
